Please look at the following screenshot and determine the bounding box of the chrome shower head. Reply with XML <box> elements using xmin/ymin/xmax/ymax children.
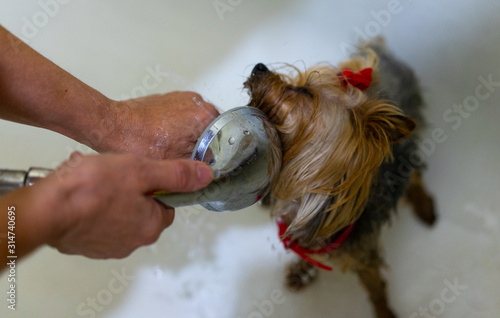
<box><xmin>154</xmin><ymin>106</ymin><xmax>275</xmax><ymax>211</ymax></box>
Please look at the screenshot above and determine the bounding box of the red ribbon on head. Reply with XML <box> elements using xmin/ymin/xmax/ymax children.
<box><xmin>338</xmin><ymin>68</ymin><xmax>373</xmax><ymax>90</ymax></box>
<box><xmin>277</xmin><ymin>217</ymin><xmax>355</xmax><ymax>271</ymax></box>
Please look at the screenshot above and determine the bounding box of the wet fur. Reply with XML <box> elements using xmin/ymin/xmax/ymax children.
<box><xmin>245</xmin><ymin>38</ymin><xmax>436</xmax><ymax>318</ymax></box>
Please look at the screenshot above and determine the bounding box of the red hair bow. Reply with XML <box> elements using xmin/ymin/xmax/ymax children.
<box><xmin>338</xmin><ymin>67</ymin><xmax>373</xmax><ymax>90</ymax></box>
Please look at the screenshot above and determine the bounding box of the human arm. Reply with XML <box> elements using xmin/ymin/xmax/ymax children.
<box><xmin>0</xmin><ymin>152</ymin><xmax>214</xmax><ymax>270</ymax></box>
<box><xmin>0</xmin><ymin>25</ymin><xmax>219</xmax><ymax>159</ymax></box>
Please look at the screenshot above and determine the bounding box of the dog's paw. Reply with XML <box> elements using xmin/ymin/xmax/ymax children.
<box><xmin>286</xmin><ymin>260</ymin><xmax>318</xmax><ymax>291</ymax></box>
<box><xmin>406</xmin><ymin>171</ymin><xmax>437</xmax><ymax>226</ymax></box>
<box><xmin>374</xmin><ymin>305</ymin><xmax>397</xmax><ymax>318</ymax></box>
<box><xmin>415</xmin><ymin>194</ymin><xmax>437</xmax><ymax>226</ymax></box>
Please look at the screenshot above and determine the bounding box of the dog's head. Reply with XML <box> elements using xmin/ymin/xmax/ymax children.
<box><xmin>244</xmin><ymin>53</ymin><xmax>416</xmax><ymax>246</ymax></box>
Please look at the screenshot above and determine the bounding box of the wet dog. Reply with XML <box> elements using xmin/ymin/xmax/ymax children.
<box><xmin>244</xmin><ymin>38</ymin><xmax>436</xmax><ymax>317</ymax></box>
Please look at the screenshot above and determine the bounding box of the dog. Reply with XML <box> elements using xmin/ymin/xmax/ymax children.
<box><xmin>244</xmin><ymin>38</ymin><xmax>436</xmax><ymax>318</ymax></box>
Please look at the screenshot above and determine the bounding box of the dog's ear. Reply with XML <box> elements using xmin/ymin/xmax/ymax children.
<box><xmin>356</xmin><ymin>99</ymin><xmax>416</xmax><ymax>144</ymax></box>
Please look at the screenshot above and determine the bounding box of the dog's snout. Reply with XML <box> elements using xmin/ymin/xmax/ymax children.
<box><xmin>252</xmin><ymin>63</ymin><xmax>269</xmax><ymax>76</ymax></box>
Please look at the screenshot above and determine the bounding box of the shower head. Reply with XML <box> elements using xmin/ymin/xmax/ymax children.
<box><xmin>0</xmin><ymin>107</ymin><xmax>277</xmax><ymax>212</ymax></box>
<box><xmin>154</xmin><ymin>106</ymin><xmax>275</xmax><ymax>211</ymax></box>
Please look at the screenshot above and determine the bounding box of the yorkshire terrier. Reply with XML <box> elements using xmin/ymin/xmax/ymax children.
<box><xmin>244</xmin><ymin>38</ymin><xmax>436</xmax><ymax>318</ymax></box>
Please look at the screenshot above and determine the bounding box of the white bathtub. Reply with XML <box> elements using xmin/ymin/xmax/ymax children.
<box><xmin>1</xmin><ymin>1</ymin><xmax>499</xmax><ymax>317</ymax></box>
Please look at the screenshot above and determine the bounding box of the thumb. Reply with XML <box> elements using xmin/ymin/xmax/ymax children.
<box><xmin>143</xmin><ymin>159</ymin><xmax>214</xmax><ymax>193</ymax></box>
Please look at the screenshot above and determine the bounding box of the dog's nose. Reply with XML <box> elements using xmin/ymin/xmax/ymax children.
<box><xmin>251</xmin><ymin>63</ymin><xmax>269</xmax><ymax>76</ymax></box>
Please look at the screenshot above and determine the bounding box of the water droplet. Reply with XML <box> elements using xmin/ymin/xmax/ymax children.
<box><xmin>228</xmin><ymin>137</ymin><xmax>235</xmax><ymax>145</ymax></box>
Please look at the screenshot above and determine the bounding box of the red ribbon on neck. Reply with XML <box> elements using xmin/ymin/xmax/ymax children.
<box><xmin>277</xmin><ymin>217</ymin><xmax>355</xmax><ymax>271</ymax></box>
<box><xmin>338</xmin><ymin>68</ymin><xmax>373</xmax><ymax>90</ymax></box>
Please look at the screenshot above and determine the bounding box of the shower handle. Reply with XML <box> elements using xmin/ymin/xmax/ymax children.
<box><xmin>0</xmin><ymin>168</ymin><xmax>53</xmax><ymax>197</ymax></box>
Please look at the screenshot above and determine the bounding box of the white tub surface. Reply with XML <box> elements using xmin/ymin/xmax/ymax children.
<box><xmin>1</xmin><ymin>1</ymin><xmax>499</xmax><ymax>317</ymax></box>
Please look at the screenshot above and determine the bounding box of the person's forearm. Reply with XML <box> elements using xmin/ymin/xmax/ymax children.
<box><xmin>0</xmin><ymin>25</ymin><xmax>116</xmax><ymax>149</ymax></box>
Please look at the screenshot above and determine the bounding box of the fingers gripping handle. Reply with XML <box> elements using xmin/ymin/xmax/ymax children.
<box><xmin>0</xmin><ymin>168</ymin><xmax>53</xmax><ymax>196</ymax></box>
<box><xmin>0</xmin><ymin>167</ymin><xmax>249</xmax><ymax>210</ymax></box>
<box><xmin>0</xmin><ymin>167</ymin><xmax>210</xmax><ymax>208</ymax></box>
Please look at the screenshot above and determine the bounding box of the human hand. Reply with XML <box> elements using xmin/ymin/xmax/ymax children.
<box><xmin>0</xmin><ymin>27</ymin><xmax>219</xmax><ymax>160</ymax></box>
<box><xmin>38</xmin><ymin>152</ymin><xmax>214</xmax><ymax>259</ymax></box>
<box><xmin>93</xmin><ymin>92</ymin><xmax>219</xmax><ymax>160</ymax></box>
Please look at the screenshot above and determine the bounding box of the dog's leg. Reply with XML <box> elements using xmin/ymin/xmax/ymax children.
<box><xmin>406</xmin><ymin>170</ymin><xmax>436</xmax><ymax>225</ymax></box>
<box><xmin>355</xmin><ymin>258</ymin><xmax>396</xmax><ymax>318</ymax></box>
<box><xmin>260</xmin><ymin>193</ymin><xmax>271</xmax><ymax>207</ymax></box>
<box><xmin>285</xmin><ymin>258</ymin><xmax>318</xmax><ymax>291</ymax></box>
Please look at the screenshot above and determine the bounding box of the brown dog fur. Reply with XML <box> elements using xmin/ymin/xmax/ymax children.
<box><xmin>245</xmin><ymin>39</ymin><xmax>436</xmax><ymax>317</ymax></box>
